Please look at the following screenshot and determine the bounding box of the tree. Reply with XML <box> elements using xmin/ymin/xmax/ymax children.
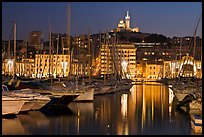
<box><xmin>144</xmin><ymin>34</ymin><xmax>169</xmax><ymax>43</ymax></box>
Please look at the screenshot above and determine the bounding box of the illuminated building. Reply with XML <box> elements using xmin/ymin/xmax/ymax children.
<box><xmin>117</xmin><ymin>20</ymin><xmax>126</xmax><ymax>30</ymax></box>
<box><xmin>115</xmin><ymin>11</ymin><xmax>140</xmax><ymax>33</ymax></box>
<box><xmin>2</xmin><ymin>58</ymin><xmax>35</xmax><ymax>77</ymax></box>
<box><xmin>134</xmin><ymin>56</ymin><xmax>202</xmax><ymax>80</ymax></box>
<box><xmin>34</xmin><ymin>54</ymin><xmax>86</xmax><ymax>78</ymax></box>
<box><xmin>163</xmin><ymin>56</ymin><xmax>202</xmax><ymax>79</ymax></box>
<box><xmin>100</xmin><ymin>43</ymin><xmax>137</xmax><ymax>79</ymax></box>
<box><xmin>34</xmin><ymin>54</ymin><xmax>70</xmax><ymax>78</ymax></box>
<box><xmin>145</xmin><ymin>61</ymin><xmax>164</xmax><ymax>79</ymax></box>
<box><xmin>125</xmin><ymin>11</ymin><xmax>130</xmax><ymax>29</ymax></box>
<box><xmin>132</xmin><ymin>27</ymin><xmax>140</xmax><ymax>32</ymax></box>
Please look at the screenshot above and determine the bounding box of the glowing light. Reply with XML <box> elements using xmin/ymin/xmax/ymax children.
<box><xmin>168</xmin><ymin>88</ymin><xmax>174</xmax><ymax>104</ymax></box>
<box><xmin>7</xmin><ymin>59</ymin><xmax>14</xmax><ymax>73</ymax></box>
<box><xmin>7</xmin><ymin>59</ymin><xmax>13</xmax><ymax>65</ymax></box>
<box><xmin>122</xmin><ymin>60</ymin><xmax>128</xmax><ymax>72</ymax></box>
<box><xmin>61</xmin><ymin>61</ymin><xmax>68</xmax><ymax>74</ymax></box>
<box><xmin>121</xmin><ymin>94</ymin><xmax>128</xmax><ymax>118</ymax></box>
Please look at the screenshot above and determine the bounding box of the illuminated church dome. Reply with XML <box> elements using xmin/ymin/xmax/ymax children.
<box><xmin>118</xmin><ymin>20</ymin><xmax>125</xmax><ymax>28</ymax></box>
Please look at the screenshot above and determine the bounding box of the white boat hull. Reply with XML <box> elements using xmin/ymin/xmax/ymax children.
<box><xmin>74</xmin><ymin>88</ymin><xmax>94</xmax><ymax>101</ymax></box>
<box><xmin>2</xmin><ymin>97</ymin><xmax>25</xmax><ymax>115</ymax></box>
<box><xmin>20</xmin><ymin>100</ymin><xmax>35</xmax><ymax>112</ymax></box>
<box><xmin>31</xmin><ymin>99</ymin><xmax>51</xmax><ymax>110</ymax></box>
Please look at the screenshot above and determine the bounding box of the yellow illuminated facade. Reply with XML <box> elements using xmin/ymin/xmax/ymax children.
<box><xmin>145</xmin><ymin>62</ymin><xmax>163</xmax><ymax>80</ymax></box>
<box><xmin>100</xmin><ymin>44</ymin><xmax>137</xmax><ymax>79</ymax></box>
<box><xmin>134</xmin><ymin>56</ymin><xmax>202</xmax><ymax>80</ymax></box>
<box><xmin>34</xmin><ymin>54</ymin><xmax>84</xmax><ymax>78</ymax></box>
<box><xmin>163</xmin><ymin>56</ymin><xmax>202</xmax><ymax>79</ymax></box>
<box><xmin>2</xmin><ymin>58</ymin><xmax>35</xmax><ymax>77</ymax></box>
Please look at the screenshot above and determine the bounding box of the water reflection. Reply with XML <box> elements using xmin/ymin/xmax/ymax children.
<box><xmin>68</xmin><ymin>102</ymin><xmax>94</xmax><ymax>135</ymax></box>
<box><xmin>2</xmin><ymin>117</ymin><xmax>28</xmax><ymax>135</ymax></box>
<box><xmin>120</xmin><ymin>93</ymin><xmax>128</xmax><ymax>135</ymax></box>
<box><xmin>2</xmin><ymin>82</ymin><xmax>192</xmax><ymax>135</ymax></box>
<box><xmin>94</xmin><ymin>82</ymin><xmax>191</xmax><ymax>135</ymax></box>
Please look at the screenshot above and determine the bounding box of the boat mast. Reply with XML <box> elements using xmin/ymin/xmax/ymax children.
<box><xmin>193</xmin><ymin>30</ymin><xmax>196</xmax><ymax>77</ymax></box>
<box><xmin>56</xmin><ymin>33</ymin><xmax>59</xmax><ymax>77</ymax></box>
<box><xmin>13</xmin><ymin>22</ymin><xmax>16</xmax><ymax>78</ymax></box>
<box><xmin>49</xmin><ymin>16</ymin><xmax>53</xmax><ymax>85</ymax></box>
<box><xmin>103</xmin><ymin>32</ymin><xmax>106</xmax><ymax>84</ymax></box>
<box><xmin>99</xmin><ymin>31</ymin><xmax>102</xmax><ymax>76</ymax></box>
<box><xmin>68</xmin><ymin>2</ymin><xmax>71</xmax><ymax>76</ymax></box>
<box><xmin>201</xmin><ymin>34</ymin><xmax>202</xmax><ymax>78</ymax></box>
<box><xmin>8</xmin><ymin>40</ymin><xmax>11</xmax><ymax>60</ymax></box>
<box><xmin>88</xmin><ymin>29</ymin><xmax>91</xmax><ymax>82</ymax></box>
<box><xmin>178</xmin><ymin>37</ymin><xmax>182</xmax><ymax>78</ymax></box>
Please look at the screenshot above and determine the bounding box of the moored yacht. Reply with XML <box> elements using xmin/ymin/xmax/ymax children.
<box><xmin>2</xmin><ymin>85</ymin><xmax>51</xmax><ymax>111</ymax></box>
<box><xmin>2</xmin><ymin>95</ymin><xmax>25</xmax><ymax>115</ymax></box>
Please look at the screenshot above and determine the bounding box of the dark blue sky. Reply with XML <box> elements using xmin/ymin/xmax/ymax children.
<box><xmin>2</xmin><ymin>2</ymin><xmax>202</xmax><ymax>40</ymax></box>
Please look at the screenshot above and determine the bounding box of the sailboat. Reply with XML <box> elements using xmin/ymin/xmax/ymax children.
<box><xmin>171</xmin><ymin>13</ymin><xmax>202</xmax><ymax>113</ymax></box>
<box><xmin>95</xmin><ymin>31</ymin><xmax>133</xmax><ymax>95</ymax></box>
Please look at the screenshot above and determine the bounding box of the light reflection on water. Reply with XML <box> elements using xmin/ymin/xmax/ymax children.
<box><xmin>2</xmin><ymin>82</ymin><xmax>194</xmax><ymax>135</ymax></box>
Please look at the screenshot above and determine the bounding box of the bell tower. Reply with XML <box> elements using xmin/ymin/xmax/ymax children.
<box><xmin>125</xmin><ymin>11</ymin><xmax>130</xmax><ymax>29</ymax></box>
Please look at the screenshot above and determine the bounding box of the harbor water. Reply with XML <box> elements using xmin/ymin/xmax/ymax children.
<box><xmin>2</xmin><ymin>82</ymin><xmax>196</xmax><ymax>135</ymax></box>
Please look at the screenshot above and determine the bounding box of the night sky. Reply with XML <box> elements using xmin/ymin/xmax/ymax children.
<box><xmin>2</xmin><ymin>2</ymin><xmax>202</xmax><ymax>41</ymax></box>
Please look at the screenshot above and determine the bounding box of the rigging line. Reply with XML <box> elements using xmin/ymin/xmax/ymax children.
<box><xmin>9</xmin><ymin>26</ymin><xmax>14</xmax><ymax>40</ymax></box>
<box><xmin>177</xmin><ymin>12</ymin><xmax>202</xmax><ymax>79</ymax></box>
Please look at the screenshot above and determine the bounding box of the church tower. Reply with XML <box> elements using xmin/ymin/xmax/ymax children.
<box><xmin>125</xmin><ymin>11</ymin><xmax>130</xmax><ymax>29</ymax></box>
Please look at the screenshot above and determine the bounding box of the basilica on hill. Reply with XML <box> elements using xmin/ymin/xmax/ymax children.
<box><xmin>113</xmin><ymin>11</ymin><xmax>140</xmax><ymax>33</ymax></box>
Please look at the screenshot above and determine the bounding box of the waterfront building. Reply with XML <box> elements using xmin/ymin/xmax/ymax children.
<box><xmin>34</xmin><ymin>54</ymin><xmax>70</xmax><ymax>78</ymax></box>
<box><xmin>100</xmin><ymin>43</ymin><xmax>137</xmax><ymax>79</ymax></box>
<box><xmin>134</xmin><ymin>57</ymin><xmax>201</xmax><ymax>80</ymax></box>
<box><xmin>145</xmin><ymin>60</ymin><xmax>164</xmax><ymax>80</ymax></box>
<box><xmin>163</xmin><ymin>55</ymin><xmax>202</xmax><ymax>79</ymax></box>
<box><xmin>34</xmin><ymin>54</ymin><xmax>85</xmax><ymax>78</ymax></box>
<box><xmin>135</xmin><ymin>60</ymin><xmax>164</xmax><ymax>80</ymax></box>
<box><xmin>2</xmin><ymin>58</ymin><xmax>35</xmax><ymax>77</ymax></box>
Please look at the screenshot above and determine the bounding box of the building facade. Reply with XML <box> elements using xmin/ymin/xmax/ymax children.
<box><xmin>100</xmin><ymin>43</ymin><xmax>137</xmax><ymax>79</ymax></box>
<box><xmin>29</xmin><ymin>31</ymin><xmax>44</xmax><ymax>50</ymax></box>
<box><xmin>2</xmin><ymin>58</ymin><xmax>35</xmax><ymax>77</ymax></box>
